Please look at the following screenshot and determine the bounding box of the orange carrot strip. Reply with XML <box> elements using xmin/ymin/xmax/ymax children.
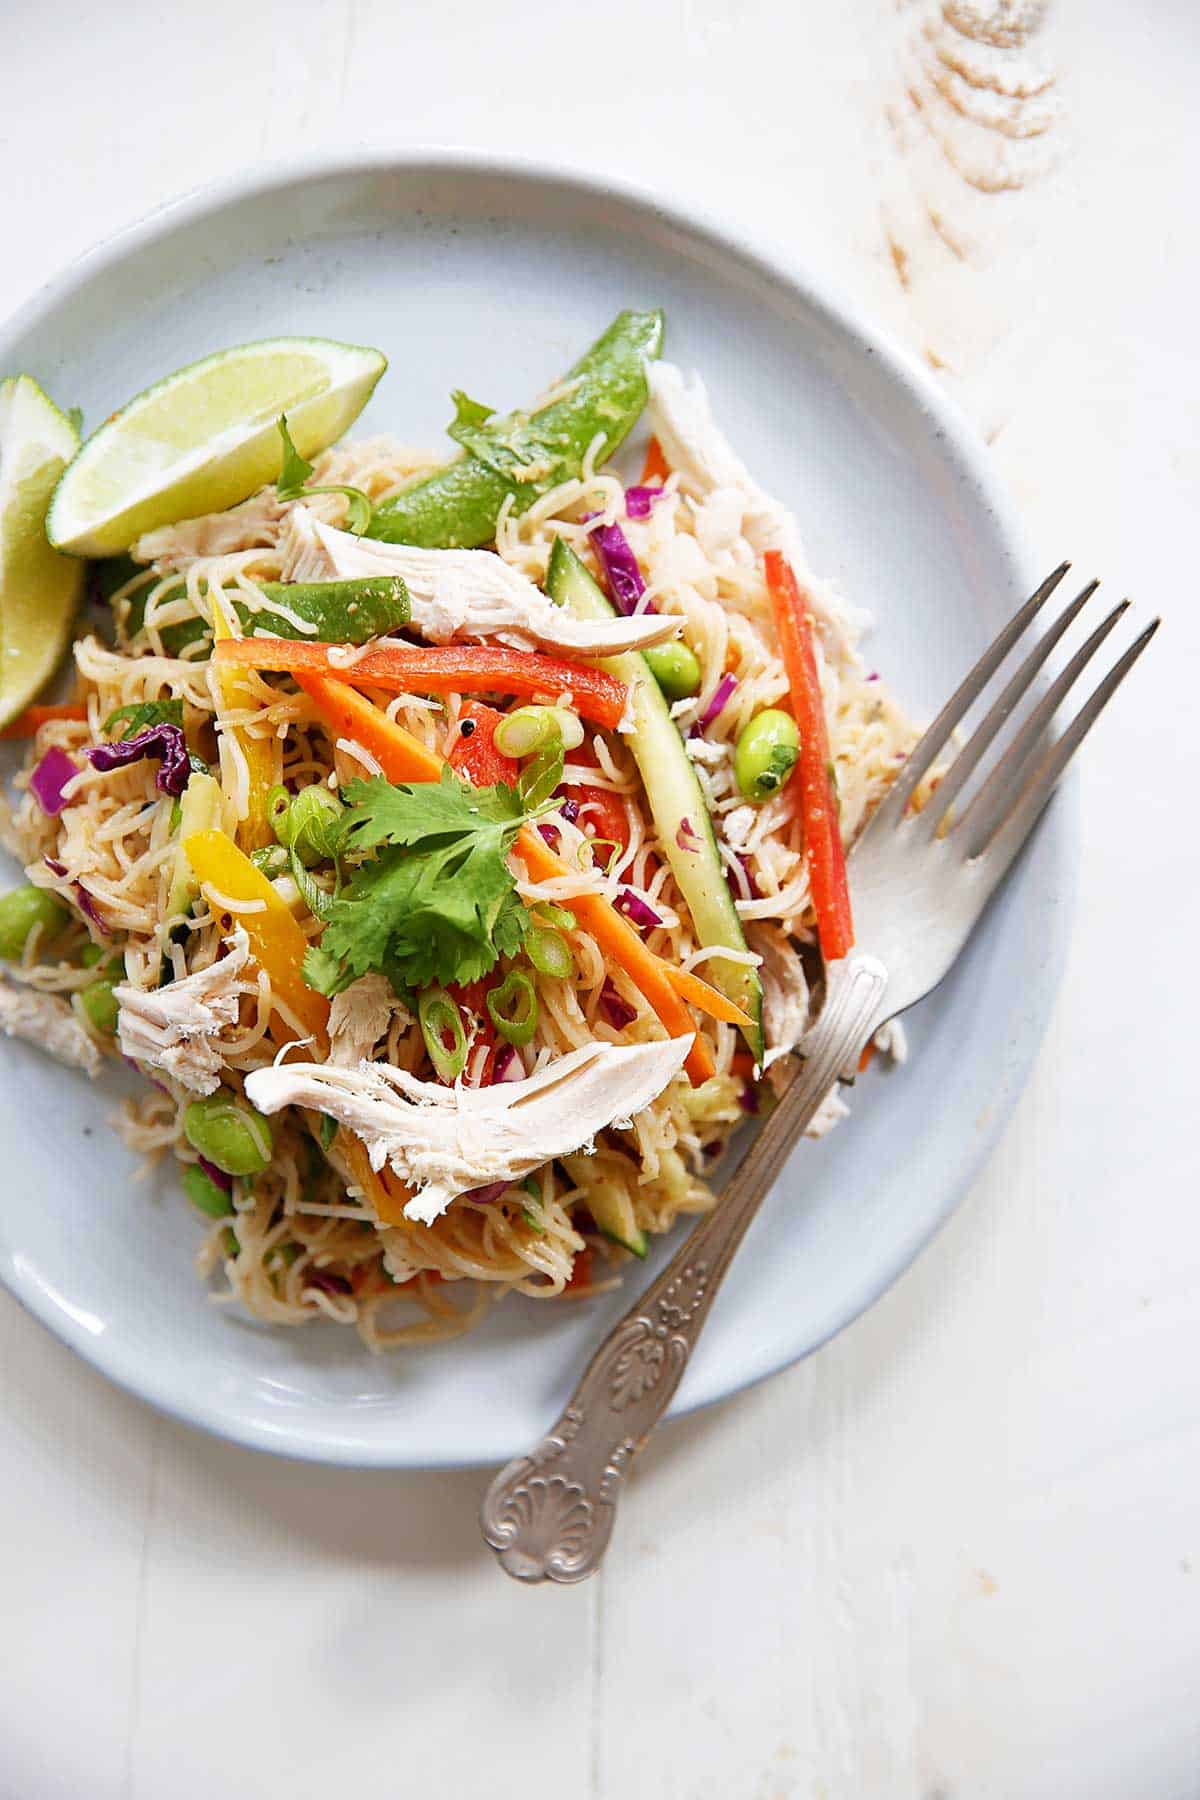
<box><xmin>215</xmin><ymin>637</ymin><xmax>629</xmax><ymax>732</ymax></box>
<box><xmin>640</xmin><ymin>437</ymin><xmax>670</xmax><ymax>485</ymax></box>
<box><xmin>0</xmin><ymin>703</ymin><xmax>88</xmax><ymax>738</ymax></box>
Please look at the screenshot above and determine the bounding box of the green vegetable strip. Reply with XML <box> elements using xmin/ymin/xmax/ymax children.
<box><xmin>118</xmin><ymin>573</ymin><xmax>410</xmax><ymax>653</ymax></box>
<box><xmin>368</xmin><ymin>309</ymin><xmax>665</xmax><ymax>549</ymax></box>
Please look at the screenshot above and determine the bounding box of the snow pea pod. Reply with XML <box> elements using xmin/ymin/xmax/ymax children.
<box><xmin>119</xmin><ymin>573</ymin><xmax>410</xmax><ymax>651</ymax></box>
<box><xmin>368</xmin><ymin>309</ymin><xmax>665</xmax><ymax>549</ymax></box>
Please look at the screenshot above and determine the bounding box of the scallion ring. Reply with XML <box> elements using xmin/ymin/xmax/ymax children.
<box><xmin>486</xmin><ymin>970</ymin><xmax>538</xmax><ymax>1047</ymax></box>
<box><xmin>418</xmin><ymin>987</ymin><xmax>469</xmax><ymax>1082</ymax></box>
<box><xmin>526</xmin><ymin>924</ymin><xmax>574</xmax><ymax>980</ymax></box>
<box><xmin>494</xmin><ymin>704</ymin><xmax>583</xmax><ymax>760</ymax></box>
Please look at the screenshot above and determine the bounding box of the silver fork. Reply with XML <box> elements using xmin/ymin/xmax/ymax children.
<box><xmin>481</xmin><ymin>566</ymin><xmax>1157</xmax><ymax>1584</ymax></box>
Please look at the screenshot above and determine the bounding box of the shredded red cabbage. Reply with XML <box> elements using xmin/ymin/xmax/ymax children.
<box><xmin>738</xmin><ymin>1082</ymin><xmax>760</xmax><ymax>1115</ymax></box>
<box><xmin>675</xmin><ymin>816</ymin><xmax>702</xmax><ymax>854</ymax></box>
<box><xmin>724</xmin><ymin>850</ymin><xmax>760</xmax><ymax>904</ymax></box>
<box><xmin>559</xmin><ymin>797</ymin><xmax>580</xmax><ymax>825</ymax></box>
<box><xmin>695</xmin><ymin>674</ymin><xmax>738</xmax><ymax>733</ymax></box>
<box><xmin>492</xmin><ymin>1044</ymin><xmax>524</xmax><ymax>1084</ymax></box>
<box><xmin>43</xmin><ymin>856</ymin><xmax>110</xmax><ymax>934</ymax></box>
<box><xmin>30</xmin><ymin>747</ymin><xmax>80</xmax><ymax>816</ymax></box>
<box><xmin>88</xmin><ymin>722</ymin><xmax>190</xmax><ymax>797</ymax></box>
<box><xmin>74</xmin><ymin>884</ymin><xmax>111</xmax><ymax>935</ymax></box>
<box><xmin>589</xmin><ymin>520</ymin><xmax>652</xmax><ymax>618</ymax></box>
<box><xmin>305</xmin><ymin>1269</ymin><xmax>353</xmax><ymax>1297</ymax></box>
<box><xmin>624</xmin><ymin>485</ymin><xmax>666</xmax><ymax>519</ymax></box>
<box><xmin>538</xmin><ymin>823</ymin><xmax>560</xmax><ymax>848</ymax></box>
<box><xmin>467</xmin><ymin>1180</ymin><xmax>509</xmax><ymax>1204</ymax></box>
<box><xmin>600</xmin><ymin>979</ymin><xmax>637</xmax><ymax>1030</ymax></box>
<box><xmin>614</xmin><ymin>888</ymin><xmax>662</xmax><ymax>931</ymax></box>
<box><xmin>197</xmin><ymin>1155</ymin><xmax>234</xmax><ymax>1194</ymax></box>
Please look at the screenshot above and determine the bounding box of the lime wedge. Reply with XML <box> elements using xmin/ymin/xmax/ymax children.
<box><xmin>46</xmin><ymin>336</ymin><xmax>386</xmax><ymax>558</ymax></box>
<box><xmin>0</xmin><ymin>377</ymin><xmax>84</xmax><ymax>729</ymax></box>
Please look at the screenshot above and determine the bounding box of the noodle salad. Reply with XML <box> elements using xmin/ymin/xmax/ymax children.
<box><xmin>0</xmin><ymin>312</ymin><xmax>925</xmax><ymax>1352</ymax></box>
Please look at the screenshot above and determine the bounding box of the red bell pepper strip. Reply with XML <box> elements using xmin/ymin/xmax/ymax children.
<box><xmin>447</xmin><ymin>701</ymin><xmax>519</xmax><ymax>789</ymax></box>
<box><xmin>763</xmin><ymin>552</ymin><xmax>854</xmax><ymax>962</ymax></box>
<box><xmin>213</xmin><ymin>638</ymin><xmax>629</xmax><ymax>733</ymax></box>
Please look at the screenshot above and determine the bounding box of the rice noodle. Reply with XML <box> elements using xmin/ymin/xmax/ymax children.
<box><xmin>4</xmin><ymin>417</ymin><xmax>925</xmax><ymax>1354</ymax></box>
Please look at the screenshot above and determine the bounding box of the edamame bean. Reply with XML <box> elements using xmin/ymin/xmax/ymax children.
<box><xmin>642</xmin><ymin>641</ymin><xmax>702</xmax><ymax>702</ymax></box>
<box><xmin>183</xmin><ymin>1093</ymin><xmax>274</xmax><ymax>1177</ymax></box>
<box><xmin>181</xmin><ymin>1163</ymin><xmax>234</xmax><ymax>1218</ymax></box>
<box><xmin>76</xmin><ymin>977</ymin><xmax>120</xmax><ymax>1036</ymax></box>
<box><xmin>734</xmin><ymin>709</ymin><xmax>800</xmax><ymax>803</ymax></box>
<box><xmin>0</xmin><ymin>884</ymin><xmax>69</xmax><ymax>961</ymax></box>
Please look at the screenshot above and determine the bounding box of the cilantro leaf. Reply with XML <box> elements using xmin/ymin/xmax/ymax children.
<box><xmin>275</xmin><ymin>414</ymin><xmax>372</xmax><ymax>536</ymax></box>
<box><xmin>308</xmin><ymin>769</ymin><xmax>531</xmax><ymax>995</ymax></box>
<box><xmin>103</xmin><ymin>697</ymin><xmax>183</xmax><ymax>740</ymax></box>
<box><xmin>448</xmin><ymin>389</ymin><xmax>496</xmax><ymax>440</ymax></box>
<box><xmin>276</xmin><ymin>414</ymin><xmax>315</xmax><ymax>497</ymax></box>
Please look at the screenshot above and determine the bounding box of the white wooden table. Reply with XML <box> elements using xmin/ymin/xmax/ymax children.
<box><xmin>3</xmin><ymin>2</ymin><xmax>1198</xmax><ymax>1795</ymax></box>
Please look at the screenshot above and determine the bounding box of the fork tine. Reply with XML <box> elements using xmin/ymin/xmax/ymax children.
<box><xmin>915</xmin><ymin>579</ymin><xmax>1099</xmax><ymax>838</ymax></box>
<box><xmin>874</xmin><ymin>561</ymin><xmax>1071</xmax><ymax>829</ymax></box>
<box><xmin>968</xmin><ymin>618</ymin><xmax>1159</xmax><ymax>870</ymax></box>
<box><xmin>957</xmin><ymin>598</ymin><xmax>1131</xmax><ymax>853</ymax></box>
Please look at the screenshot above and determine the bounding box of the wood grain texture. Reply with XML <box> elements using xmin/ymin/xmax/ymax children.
<box><xmin>1</xmin><ymin>0</ymin><xmax>1198</xmax><ymax>1795</ymax></box>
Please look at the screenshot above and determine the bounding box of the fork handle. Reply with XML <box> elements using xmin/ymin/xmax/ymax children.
<box><xmin>480</xmin><ymin>953</ymin><xmax>888</xmax><ymax>1584</ymax></box>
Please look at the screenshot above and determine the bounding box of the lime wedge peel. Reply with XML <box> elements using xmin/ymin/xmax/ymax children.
<box><xmin>46</xmin><ymin>336</ymin><xmax>387</xmax><ymax>558</ymax></box>
<box><xmin>0</xmin><ymin>377</ymin><xmax>83</xmax><ymax>729</ymax></box>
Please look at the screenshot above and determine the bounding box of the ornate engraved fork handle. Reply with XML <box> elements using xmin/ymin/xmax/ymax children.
<box><xmin>481</xmin><ymin>953</ymin><xmax>888</xmax><ymax>1584</ymax></box>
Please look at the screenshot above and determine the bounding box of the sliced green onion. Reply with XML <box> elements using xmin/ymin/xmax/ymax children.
<box><xmin>250</xmin><ymin>843</ymin><xmax>290</xmax><ymax>878</ymax></box>
<box><xmin>535</xmin><ymin>902</ymin><xmax>576</xmax><ymax>933</ymax></box>
<box><xmin>267</xmin><ymin>784</ymin><xmax>292</xmax><ymax>840</ymax></box>
<box><xmin>318</xmin><ymin>1114</ymin><xmax>337</xmax><ymax>1152</ymax></box>
<box><xmin>494</xmin><ymin>704</ymin><xmax>582</xmax><ymax>759</ymax></box>
<box><xmin>418</xmin><ymin>986</ymin><xmax>469</xmax><ymax>1082</ymax></box>
<box><xmin>486</xmin><ymin>970</ymin><xmax>538</xmax><ymax>1047</ymax></box>
<box><xmin>588</xmin><ymin>838</ymin><xmax>621</xmax><ymax>874</ymax></box>
<box><xmin>521</xmin><ymin>1207</ymin><xmax>547</xmax><ymax>1236</ymax></box>
<box><xmin>526</xmin><ymin>924</ymin><xmax>574</xmax><ymax>980</ymax></box>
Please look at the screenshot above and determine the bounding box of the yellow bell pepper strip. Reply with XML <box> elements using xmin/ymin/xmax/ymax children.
<box><xmin>213</xmin><ymin>636</ymin><xmax>631</xmax><ymax>733</ymax></box>
<box><xmin>209</xmin><ymin>597</ymin><xmax>277</xmax><ymax>851</ymax></box>
<box><xmin>184</xmin><ymin>828</ymin><xmax>330</xmax><ymax>1049</ymax></box>
<box><xmin>292</xmin><ymin>672</ymin><xmax>737</xmax><ymax>1084</ymax></box>
<box><xmin>182</xmin><ymin>825</ymin><xmax>414</xmax><ymax>1227</ymax></box>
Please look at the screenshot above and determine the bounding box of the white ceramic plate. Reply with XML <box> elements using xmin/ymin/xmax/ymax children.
<box><xmin>0</xmin><ymin>153</ymin><xmax>1073</xmax><ymax>1468</ymax></box>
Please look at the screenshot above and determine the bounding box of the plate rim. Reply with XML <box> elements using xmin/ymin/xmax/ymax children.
<box><xmin>0</xmin><ymin>148</ymin><xmax>1077</xmax><ymax>1468</ymax></box>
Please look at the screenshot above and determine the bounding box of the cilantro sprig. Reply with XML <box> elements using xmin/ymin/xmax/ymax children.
<box><xmin>302</xmin><ymin>755</ymin><xmax>562</xmax><ymax>998</ymax></box>
<box><xmin>276</xmin><ymin>414</ymin><xmax>372</xmax><ymax>535</ymax></box>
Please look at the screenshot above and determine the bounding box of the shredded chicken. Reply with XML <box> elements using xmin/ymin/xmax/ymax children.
<box><xmin>647</xmin><ymin>363</ymin><xmax>872</xmax><ymax>646</ymax></box>
<box><xmin>327</xmin><ymin>974</ymin><xmax>409</xmax><ymax>1068</ymax></box>
<box><xmin>0</xmin><ymin>982</ymin><xmax>102</xmax><ymax>1078</ymax></box>
<box><xmin>134</xmin><ymin>490</ymin><xmax>288</xmax><ymax>569</ymax></box>
<box><xmin>748</xmin><ymin>922</ymin><xmax>811</xmax><ymax>1071</ymax></box>
<box><xmin>275</xmin><ymin>505</ymin><xmax>680</xmax><ymax>656</ymax></box>
<box><xmin>245</xmin><ymin>1035</ymin><xmax>693</xmax><ymax>1224</ymax></box>
<box><xmin>114</xmin><ymin>926</ymin><xmax>255</xmax><ymax>1095</ymax></box>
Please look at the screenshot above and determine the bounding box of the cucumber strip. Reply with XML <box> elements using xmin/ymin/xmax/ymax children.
<box><xmin>563</xmin><ymin>1156</ymin><xmax>647</xmax><ymax>1258</ymax></box>
<box><xmin>165</xmin><ymin>772</ymin><xmax>224</xmax><ymax>922</ymax></box>
<box><xmin>546</xmin><ymin>539</ymin><xmax>764</xmax><ymax>1062</ymax></box>
<box><xmin>368</xmin><ymin>310</ymin><xmax>664</xmax><ymax>549</ymax></box>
